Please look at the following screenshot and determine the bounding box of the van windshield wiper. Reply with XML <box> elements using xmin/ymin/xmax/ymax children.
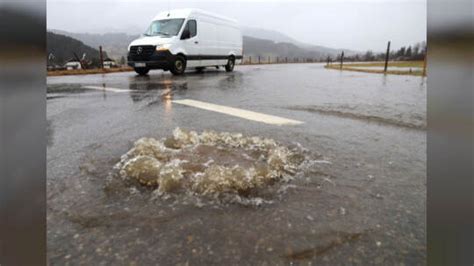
<box><xmin>155</xmin><ymin>31</ymin><xmax>170</xmax><ymax>36</ymax></box>
<box><xmin>143</xmin><ymin>32</ymin><xmax>169</xmax><ymax>37</ymax></box>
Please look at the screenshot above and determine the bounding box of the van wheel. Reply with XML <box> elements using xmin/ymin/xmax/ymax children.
<box><xmin>225</xmin><ymin>57</ymin><xmax>235</xmax><ymax>72</ymax></box>
<box><xmin>134</xmin><ymin>67</ymin><xmax>149</xmax><ymax>76</ymax></box>
<box><xmin>170</xmin><ymin>56</ymin><xmax>186</xmax><ymax>75</ymax></box>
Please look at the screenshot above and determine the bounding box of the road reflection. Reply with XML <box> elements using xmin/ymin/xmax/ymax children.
<box><xmin>127</xmin><ymin>75</ymin><xmax>188</xmax><ymax>103</ymax></box>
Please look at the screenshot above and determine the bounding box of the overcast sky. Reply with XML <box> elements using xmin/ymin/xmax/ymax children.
<box><xmin>47</xmin><ymin>0</ymin><xmax>426</xmax><ymax>52</ymax></box>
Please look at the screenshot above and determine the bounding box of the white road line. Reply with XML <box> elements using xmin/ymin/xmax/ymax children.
<box><xmin>172</xmin><ymin>99</ymin><xmax>304</xmax><ymax>126</ymax></box>
<box><xmin>82</xmin><ymin>86</ymin><xmax>133</xmax><ymax>93</ymax></box>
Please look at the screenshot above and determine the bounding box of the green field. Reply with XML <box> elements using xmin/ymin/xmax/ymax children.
<box><xmin>343</xmin><ymin>61</ymin><xmax>424</xmax><ymax>68</ymax></box>
<box><xmin>325</xmin><ymin>60</ymin><xmax>426</xmax><ymax>76</ymax></box>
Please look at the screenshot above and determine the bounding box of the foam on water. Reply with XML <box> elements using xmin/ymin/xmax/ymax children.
<box><xmin>115</xmin><ymin>128</ymin><xmax>307</xmax><ymax>203</ymax></box>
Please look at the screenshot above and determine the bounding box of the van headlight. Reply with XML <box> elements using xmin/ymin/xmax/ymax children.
<box><xmin>156</xmin><ymin>44</ymin><xmax>171</xmax><ymax>51</ymax></box>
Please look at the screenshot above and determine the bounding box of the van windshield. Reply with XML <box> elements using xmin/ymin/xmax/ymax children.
<box><xmin>143</xmin><ymin>19</ymin><xmax>185</xmax><ymax>37</ymax></box>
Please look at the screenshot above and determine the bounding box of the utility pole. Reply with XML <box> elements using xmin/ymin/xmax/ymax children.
<box><xmin>384</xmin><ymin>41</ymin><xmax>391</xmax><ymax>73</ymax></box>
<box><xmin>340</xmin><ymin>51</ymin><xmax>344</xmax><ymax>69</ymax></box>
<box><xmin>99</xmin><ymin>46</ymin><xmax>104</xmax><ymax>69</ymax></box>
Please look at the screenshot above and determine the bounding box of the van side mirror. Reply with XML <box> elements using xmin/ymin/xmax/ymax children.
<box><xmin>181</xmin><ymin>29</ymin><xmax>190</xmax><ymax>40</ymax></box>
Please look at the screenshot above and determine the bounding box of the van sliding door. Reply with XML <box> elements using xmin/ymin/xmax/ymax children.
<box><xmin>199</xmin><ymin>21</ymin><xmax>219</xmax><ymax>67</ymax></box>
<box><xmin>181</xmin><ymin>19</ymin><xmax>200</xmax><ymax>67</ymax></box>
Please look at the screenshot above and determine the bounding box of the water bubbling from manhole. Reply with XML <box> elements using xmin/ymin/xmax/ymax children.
<box><xmin>114</xmin><ymin>128</ymin><xmax>307</xmax><ymax>202</ymax></box>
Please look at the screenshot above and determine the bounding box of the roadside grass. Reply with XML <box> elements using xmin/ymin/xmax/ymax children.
<box><xmin>47</xmin><ymin>67</ymin><xmax>134</xmax><ymax>76</ymax></box>
<box><xmin>341</xmin><ymin>61</ymin><xmax>424</xmax><ymax>68</ymax></box>
<box><xmin>325</xmin><ymin>60</ymin><xmax>425</xmax><ymax>76</ymax></box>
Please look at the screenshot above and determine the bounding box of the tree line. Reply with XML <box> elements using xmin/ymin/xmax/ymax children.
<box><xmin>332</xmin><ymin>41</ymin><xmax>427</xmax><ymax>62</ymax></box>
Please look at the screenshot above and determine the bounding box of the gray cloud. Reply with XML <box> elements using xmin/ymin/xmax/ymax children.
<box><xmin>47</xmin><ymin>0</ymin><xmax>426</xmax><ymax>51</ymax></box>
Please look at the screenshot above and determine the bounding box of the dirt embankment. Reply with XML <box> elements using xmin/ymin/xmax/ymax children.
<box><xmin>47</xmin><ymin>67</ymin><xmax>134</xmax><ymax>76</ymax></box>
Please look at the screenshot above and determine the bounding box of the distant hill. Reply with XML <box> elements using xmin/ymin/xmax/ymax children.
<box><xmin>50</xmin><ymin>29</ymin><xmax>138</xmax><ymax>61</ymax></box>
<box><xmin>243</xmin><ymin>36</ymin><xmax>327</xmax><ymax>59</ymax></box>
<box><xmin>242</xmin><ymin>26</ymin><xmax>358</xmax><ymax>57</ymax></box>
<box><xmin>48</xmin><ymin>27</ymin><xmax>357</xmax><ymax>62</ymax></box>
<box><xmin>241</xmin><ymin>26</ymin><xmax>298</xmax><ymax>44</ymax></box>
<box><xmin>47</xmin><ymin>32</ymin><xmax>107</xmax><ymax>66</ymax></box>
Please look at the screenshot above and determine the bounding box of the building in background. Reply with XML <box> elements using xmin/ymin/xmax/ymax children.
<box><xmin>103</xmin><ymin>58</ymin><xmax>117</xmax><ymax>68</ymax></box>
<box><xmin>64</xmin><ymin>58</ymin><xmax>82</xmax><ymax>70</ymax></box>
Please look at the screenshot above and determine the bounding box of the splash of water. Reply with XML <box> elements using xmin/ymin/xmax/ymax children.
<box><xmin>115</xmin><ymin>128</ymin><xmax>306</xmax><ymax>200</ymax></box>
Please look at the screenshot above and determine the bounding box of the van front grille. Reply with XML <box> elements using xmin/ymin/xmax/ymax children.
<box><xmin>129</xmin><ymin>45</ymin><xmax>156</xmax><ymax>61</ymax></box>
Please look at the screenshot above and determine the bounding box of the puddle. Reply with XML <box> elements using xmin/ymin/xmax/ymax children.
<box><xmin>113</xmin><ymin>128</ymin><xmax>309</xmax><ymax>204</ymax></box>
<box><xmin>286</xmin><ymin>105</ymin><xmax>426</xmax><ymax>130</ymax></box>
<box><xmin>47</xmin><ymin>84</ymin><xmax>85</xmax><ymax>93</ymax></box>
<box><xmin>282</xmin><ymin>230</ymin><xmax>367</xmax><ymax>260</ymax></box>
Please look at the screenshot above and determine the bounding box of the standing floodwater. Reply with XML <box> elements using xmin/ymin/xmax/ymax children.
<box><xmin>47</xmin><ymin>64</ymin><xmax>426</xmax><ymax>265</ymax></box>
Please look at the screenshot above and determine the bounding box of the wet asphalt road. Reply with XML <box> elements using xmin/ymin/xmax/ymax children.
<box><xmin>47</xmin><ymin>63</ymin><xmax>426</xmax><ymax>265</ymax></box>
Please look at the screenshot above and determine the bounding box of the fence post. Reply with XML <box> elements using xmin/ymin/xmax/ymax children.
<box><xmin>258</xmin><ymin>56</ymin><xmax>261</xmax><ymax>64</ymax></box>
<box><xmin>384</xmin><ymin>41</ymin><xmax>391</xmax><ymax>73</ymax></box>
<box><xmin>340</xmin><ymin>51</ymin><xmax>344</xmax><ymax>69</ymax></box>
<box><xmin>277</xmin><ymin>57</ymin><xmax>279</xmax><ymax>63</ymax></box>
<box><xmin>268</xmin><ymin>56</ymin><xmax>270</xmax><ymax>64</ymax></box>
<box><xmin>99</xmin><ymin>46</ymin><xmax>104</xmax><ymax>69</ymax></box>
<box><xmin>249</xmin><ymin>56</ymin><xmax>252</xmax><ymax>64</ymax></box>
<box><xmin>285</xmin><ymin>57</ymin><xmax>288</xmax><ymax>63</ymax></box>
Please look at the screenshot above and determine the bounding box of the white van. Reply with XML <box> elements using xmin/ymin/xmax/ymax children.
<box><xmin>127</xmin><ymin>8</ymin><xmax>243</xmax><ymax>75</ymax></box>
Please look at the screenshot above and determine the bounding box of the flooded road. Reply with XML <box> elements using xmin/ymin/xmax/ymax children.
<box><xmin>47</xmin><ymin>63</ymin><xmax>426</xmax><ymax>265</ymax></box>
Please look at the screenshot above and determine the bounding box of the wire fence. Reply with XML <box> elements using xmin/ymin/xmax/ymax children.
<box><xmin>241</xmin><ymin>41</ymin><xmax>427</xmax><ymax>76</ymax></box>
<box><xmin>240</xmin><ymin>56</ymin><xmax>323</xmax><ymax>65</ymax></box>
